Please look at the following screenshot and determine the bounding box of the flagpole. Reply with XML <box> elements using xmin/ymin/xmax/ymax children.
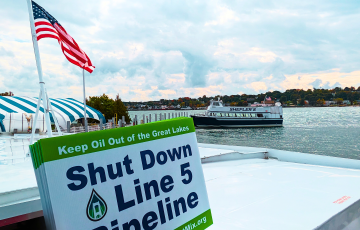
<box><xmin>82</xmin><ymin>68</ymin><xmax>88</xmax><ymax>132</ymax></box>
<box><xmin>26</xmin><ymin>0</ymin><xmax>52</xmax><ymax>138</ymax></box>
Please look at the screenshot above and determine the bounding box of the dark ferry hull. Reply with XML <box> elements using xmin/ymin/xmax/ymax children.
<box><xmin>191</xmin><ymin>115</ymin><xmax>283</xmax><ymax>128</ymax></box>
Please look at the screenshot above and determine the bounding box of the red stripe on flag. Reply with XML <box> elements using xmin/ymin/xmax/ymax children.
<box><xmin>32</xmin><ymin>15</ymin><xmax>95</xmax><ymax>73</ymax></box>
<box><xmin>37</xmin><ymin>34</ymin><xmax>60</xmax><ymax>41</ymax></box>
<box><xmin>54</xmin><ymin>25</ymin><xmax>88</xmax><ymax>63</ymax></box>
<box><xmin>36</xmin><ymin>28</ymin><xmax>59</xmax><ymax>34</ymax></box>
<box><xmin>34</xmin><ymin>21</ymin><xmax>53</xmax><ymax>27</ymax></box>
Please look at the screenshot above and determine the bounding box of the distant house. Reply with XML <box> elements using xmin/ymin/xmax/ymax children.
<box><xmin>0</xmin><ymin>91</ymin><xmax>14</xmax><ymax>96</ymax></box>
<box><xmin>324</xmin><ymin>101</ymin><xmax>336</xmax><ymax>106</ymax></box>
<box><xmin>343</xmin><ymin>100</ymin><xmax>351</xmax><ymax>105</ymax></box>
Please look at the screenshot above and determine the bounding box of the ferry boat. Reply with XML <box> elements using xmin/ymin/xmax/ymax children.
<box><xmin>191</xmin><ymin>99</ymin><xmax>283</xmax><ymax>128</ymax></box>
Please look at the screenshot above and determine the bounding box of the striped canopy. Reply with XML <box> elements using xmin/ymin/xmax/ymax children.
<box><xmin>0</xmin><ymin>114</ymin><xmax>4</xmax><ymax>132</ymax></box>
<box><xmin>0</xmin><ymin>96</ymin><xmax>105</xmax><ymax>129</ymax></box>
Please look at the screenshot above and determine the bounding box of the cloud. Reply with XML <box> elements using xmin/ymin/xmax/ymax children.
<box><xmin>149</xmin><ymin>90</ymin><xmax>161</xmax><ymax>97</ymax></box>
<box><xmin>311</xmin><ymin>79</ymin><xmax>322</xmax><ymax>88</ymax></box>
<box><xmin>181</xmin><ymin>51</ymin><xmax>214</xmax><ymax>87</ymax></box>
<box><xmin>0</xmin><ymin>47</ymin><xmax>14</xmax><ymax>57</ymax></box>
<box><xmin>0</xmin><ymin>0</ymin><xmax>360</xmax><ymax>100</ymax></box>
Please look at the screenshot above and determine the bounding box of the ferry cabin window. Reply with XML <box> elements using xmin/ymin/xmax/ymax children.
<box><xmin>257</xmin><ymin>114</ymin><xmax>264</xmax><ymax>117</ymax></box>
<box><xmin>213</xmin><ymin>102</ymin><xmax>220</xmax><ymax>106</ymax></box>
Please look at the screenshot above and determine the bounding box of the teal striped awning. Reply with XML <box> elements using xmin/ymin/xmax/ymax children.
<box><xmin>0</xmin><ymin>114</ymin><xmax>4</xmax><ymax>132</ymax></box>
<box><xmin>0</xmin><ymin>96</ymin><xmax>105</xmax><ymax>126</ymax></box>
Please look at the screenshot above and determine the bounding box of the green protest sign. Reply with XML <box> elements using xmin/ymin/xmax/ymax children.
<box><xmin>30</xmin><ymin>117</ymin><xmax>213</xmax><ymax>230</ymax></box>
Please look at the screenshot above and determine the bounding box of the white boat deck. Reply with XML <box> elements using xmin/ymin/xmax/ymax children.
<box><xmin>1</xmin><ymin>143</ymin><xmax>360</xmax><ymax>229</ymax></box>
<box><xmin>204</xmin><ymin>158</ymin><xmax>360</xmax><ymax>230</ymax></box>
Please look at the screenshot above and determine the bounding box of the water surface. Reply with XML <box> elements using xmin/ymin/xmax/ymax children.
<box><xmin>130</xmin><ymin>107</ymin><xmax>360</xmax><ymax>159</ymax></box>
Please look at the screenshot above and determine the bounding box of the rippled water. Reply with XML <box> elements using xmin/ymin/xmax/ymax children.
<box><xmin>130</xmin><ymin>107</ymin><xmax>360</xmax><ymax>159</ymax></box>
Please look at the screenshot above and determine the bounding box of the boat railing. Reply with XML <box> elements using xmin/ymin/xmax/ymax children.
<box><xmin>0</xmin><ymin>122</ymin><xmax>116</xmax><ymax>165</ymax></box>
<box><xmin>0</xmin><ymin>112</ymin><xmax>195</xmax><ymax>165</ymax></box>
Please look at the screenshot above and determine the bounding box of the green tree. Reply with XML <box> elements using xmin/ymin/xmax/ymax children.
<box><xmin>299</xmin><ymin>99</ymin><xmax>305</xmax><ymax>106</ymax></box>
<box><xmin>335</xmin><ymin>98</ymin><xmax>344</xmax><ymax>105</ymax></box>
<box><xmin>316</xmin><ymin>99</ymin><xmax>325</xmax><ymax>106</ymax></box>
<box><xmin>280</xmin><ymin>96</ymin><xmax>287</xmax><ymax>103</ymax></box>
<box><xmin>113</xmin><ymin>94</ymin><xmax>131</xmax><ymax>123</ymax></box>
<box><xmin>87</xmin><ymin>94</ymin><xmax>131</xmax><ymax>123</ymax></box>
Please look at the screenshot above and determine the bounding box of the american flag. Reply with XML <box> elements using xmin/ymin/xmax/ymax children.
<box><xmin>32</xmin><ymin>1</ymin><xmax>95</xmax><ymax>73</ymax></box>
<box><xmin>265</xmin><ymin>96</ymin><xmax>272</xmax><ymax>101</ymax></box>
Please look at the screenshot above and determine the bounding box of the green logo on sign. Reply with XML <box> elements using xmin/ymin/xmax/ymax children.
<box><xmin>86</xmin><ymin>189</ymin><xmax>107</xmax><ymax>221</ymax></box>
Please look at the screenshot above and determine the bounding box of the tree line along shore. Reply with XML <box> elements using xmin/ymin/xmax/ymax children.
<box><xmin>122</xmin><ymin>86</ymin><xmax>360</xmax><ymax>110</ymax></box>
<box><xmin>1</xmin><ymin>86</ymin><xmax>359</xmax><ymax>123</ymax></box>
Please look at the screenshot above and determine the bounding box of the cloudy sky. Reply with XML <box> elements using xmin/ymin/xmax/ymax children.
<box><xmin>1</xmin><ymin>0</ymin><xmax>360</xmax><ymax>101</ymax></box>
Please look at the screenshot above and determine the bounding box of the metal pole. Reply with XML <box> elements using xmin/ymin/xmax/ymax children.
<box><xmin>27</xmin><ymin>0</ymin><xmax>52</xmax><ymax>137</ymax></box>
<box><xmin>82</xmin><ymin>68</ymin><xmax>88</xmax><ymax>132</ymax></box>
<box><xmin>30</xmin><ymin>90</ymin><xmax>42</xmax><ymax>145</ymax></box>
<box><xmin>46</xmin><ymin>90</ymin><xmax>62</xmax><ymax>136</ymax></box>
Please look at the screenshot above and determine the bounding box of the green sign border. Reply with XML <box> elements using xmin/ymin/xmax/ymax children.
<box><xmin>175</xmin><ymin>209</ymin><xmax>213</xmax><ymax>230</ymax></box>
<box><xmin>31</xmin><ymin>117</ymin><xmax>195</xmax><ymax>165</ymax></box>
